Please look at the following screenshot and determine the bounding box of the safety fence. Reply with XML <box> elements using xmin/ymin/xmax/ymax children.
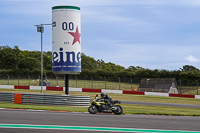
<box><xmin>0</xmin><ymin>92</ymin><xmax>90</xmax><ymax>106</ymax></box>
<box><xmin>0</xmin><ymin>92</ymin><xmax>14</xmax><ymax>102</ymax></box>
<box><xmin>0</xmin><ymin>75</ymin><xmax>140</xmax><ymax>91</ymax></box>
<box><xmin>0</xmin><ymin>75</ymin><xmax>200</xmax><ymax>95</ymax></box>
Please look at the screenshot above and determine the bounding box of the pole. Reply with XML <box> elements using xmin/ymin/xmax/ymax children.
<box><xmin>17</xmin><ymin>75</ymin><xmax>19</xmax><ymax>85</ymax></box>
<box><xmin>91</xmin><ymin>76</ymin><xmax>93</xmax><ymax>89</ymax></box>
<box><xmin>35</xmin><ymin>24</ymin><xmax>50</xmax><ymax>94</ymax></box>
<box><xmin>104</xmin><ymin>77</ymin><xmax>106</xmax><ymax>89</ymax></box>
<box><xmin>41</xmin><ymin>25</ymin><xmax>43</xmax><ymax>94</ymax></box>
<box><xmin>28</xmin><ymin>75</ymin><xmax>30</xmax><ymax>86</ymax></box>
<box><xmin>56</xmin><ymin>76</ymin><xmax>58</xmax><ymax>86</ymax></box>
<box><xmin>131</xmin><ymin>77</ymin><xmax>132</xmax><ymax>91</ymax></box>
<box><xmin>65</xmin><ymin>74</ymin><xmax>69</xmax><ymax>95</ymax></box>
<box><xmin>75</xmin><ymin>76</ymin><xmax>77</xmax><ymax>88</ymax></box>
<box><xmin>118</xmin><ymin>77</ymin><xmax>120</xmax><ymax>90</ymax></box>
<box><xmin>179</xmin><ymin>79</ymin><xmax>182</xmax><ymax>94</ymax></box>
<box><xmin>196</xmin><ymin>80</ymin><xmax>198</xmax><ymax>95</ymax></box>
<box><xmin>7</xmin><ymin>75</ymin><xmax>9</xmax><ymax>85</ymax></box>
<box><xmin>162</xmin><ymin>78</ymin><xmax>164</xmax><ymax>93</ymax></box>
<box><xmin>146</xmin><ymin>78</ymin><xmax>148</xmax><ymax>92</ymax></box>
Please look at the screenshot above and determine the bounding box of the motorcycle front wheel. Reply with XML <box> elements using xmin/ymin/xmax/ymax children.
<box><xmin>112</xmin><ymin>105</ymin><xmax>123</xmax><ymax>115</ymax></box>
<box><xmin>88</xmin><ymin>105</ymin><xmax>98</xmax><ymax>114</ymax></box>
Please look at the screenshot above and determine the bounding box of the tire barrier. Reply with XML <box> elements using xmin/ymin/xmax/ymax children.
<box><xmin>0</xmin><ymin>92</ymin><xmax>90</xmax><ymax>106</ymax></box>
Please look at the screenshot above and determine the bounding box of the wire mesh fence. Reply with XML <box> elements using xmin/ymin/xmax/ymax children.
<box><xmin>0</xmin><ymin>75</ymin><xmax>199</xmax><ymax>95</ymax></box>
<box><xmin>0</xmin><ymin>75</ymin><xmax>140</xmax><ymax>91</ymax></box>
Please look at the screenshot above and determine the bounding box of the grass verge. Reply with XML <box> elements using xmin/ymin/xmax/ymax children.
<box><xmin>1</xmin><ymin>88</ymin><xmax>200</xmax><ymax>105</ymax></box>
<box><xmin>0</xmin><ymin>102</ymin><xmax>200</xmax><ymax>116</ymax></box>
<box><xmin>1</xmin><ymin>89</ymin><xmax>200</xmax><ymax>116</ymax></box>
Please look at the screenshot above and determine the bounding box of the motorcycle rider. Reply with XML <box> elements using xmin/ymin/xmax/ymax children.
<box><xmin>100</xmin><ymin>92</ymin><xmax>113</xmax><ymax>108</ymax></box>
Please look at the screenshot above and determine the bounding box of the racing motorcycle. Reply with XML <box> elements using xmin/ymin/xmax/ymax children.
<box><xmin>88</xmin><ymin>94</ymin><xmax>123</xmax><ymax>115</ymax></box>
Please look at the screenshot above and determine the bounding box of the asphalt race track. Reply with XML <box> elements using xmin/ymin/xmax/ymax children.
<box><xmin>0</xmin><ymin>109</ymin><xmax>200</xmax><ymax>133</ymax></box>
<box><xmin>89</xmin><ymin>99</ymin><xmax>200</xmax><ymax>108</ymax></box>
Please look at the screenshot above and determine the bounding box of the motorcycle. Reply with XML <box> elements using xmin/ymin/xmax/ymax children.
<box><xmin>88</xmin><ymin>94</ymin><xmax>123</xmax><ymax>115</ymax></box>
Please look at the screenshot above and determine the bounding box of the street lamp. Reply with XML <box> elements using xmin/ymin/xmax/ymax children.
<box><xmin>35</xmin><ymin>24</ymin><xmax>51</xmax><ymax>94</ymax></box>
<box><xmin>35</xmin><ymin>24</ymin><xmax>44</xmax><ymax>94</ymax></box>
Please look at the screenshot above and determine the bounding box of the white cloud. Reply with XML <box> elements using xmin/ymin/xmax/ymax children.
<box><xmin>184</xmin><ymin>55</ymin><xmax>199</xmax><ymax>62</ymax></box>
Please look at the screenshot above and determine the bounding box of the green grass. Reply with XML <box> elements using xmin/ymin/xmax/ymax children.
<box><xmin>0</xmin><ymin>79</ymin><xmax>138</xmax><ymax>90</ymax></box>
<box><xmin>1</xmin><ymin>89</ymin><xmax>200</xmax><ymax>116</ymax></box>
<box><xmin>0</xmin><ymin>102</ymin><xmax>200</xmax><ymax>116</ymax></box>
<box><xmin>1</xmin><ymin>88</ymin><xmax>200</xmax><ymax>105</ymax></box>
<box><xmin>0</xmin><ymin>101</ymin><xmax>87</xmax><ymax>112</ymax></box>
<box><xmin>123</xmin><ymin>104</ymin><xmax>200</xmax><ymax>116</ymax></box>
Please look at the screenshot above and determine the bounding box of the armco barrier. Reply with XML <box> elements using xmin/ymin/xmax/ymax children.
<box><xmin>0</xmin><ymin>92</ymin><xmax>90</xmax><ymax>106</ymax></box>
<box><xmin>0</xmin><ymin>92</ymin><xmax>13</xmax><ymax>102</ymax></box>
<box><xmin>22</xmin><ymin>93</ymin><xmax>90</xmax><ymax>106</ymax></box>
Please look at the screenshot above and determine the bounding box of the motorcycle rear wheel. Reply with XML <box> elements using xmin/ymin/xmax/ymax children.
<box><xmin>88</xmin><ymin>105</ymin><xmax>98</xmax><ymax>114</ymax></box>
<box><xmin>112</xmin><ymin>105</ymin><xmax>123</xmax><ymax>115</ymax></box>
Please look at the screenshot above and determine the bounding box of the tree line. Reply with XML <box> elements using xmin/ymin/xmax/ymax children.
<box><xmin>0</xmin><ymin>45</ymin><xmax>200</xmax><ymax>82</ymax></box>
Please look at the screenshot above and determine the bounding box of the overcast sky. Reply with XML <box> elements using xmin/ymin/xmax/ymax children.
<box><xmin>1</xmin><ymin>0</ymin><xmax>200</xmax><ymax>70</ymax></box>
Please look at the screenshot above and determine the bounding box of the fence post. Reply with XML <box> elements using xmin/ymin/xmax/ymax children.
<box><xmin>104</xmin><ymin>77</ymin><xmax>106</xmax><ymax>89</ymax></box>
<box><xmin>56</xmin><ymin>76</ymin><xmax>58</xmax><ymax>86</ymax></box>
<box><xmin>196</xmin><ymin>80</ymin><xmax>198</xmax><ymax>95</ymax></box>
<box><xmin>45</xmin><ymin>75</ymin><xmax>47</xmax><ymax>82</ymax></box>
<box><xmin>118</xmin><ymin>77</ymin><xmax>120</xmax><ymax>90</ymax></box>
<box><xmin>7</xmin><ymin>74</ymin><xmax>9</xmax><ymax>85</ymax></box>
<box><xmin>64</xmin><ymin>75</ymin><xmax>65</xmax><ymax>87</ymax></box>
<box><xmin>28</xmin><ymin>75</ymin><xmax>30</xmax><ymax>86</ymax></box>
<box><xmin>130</xmin><ymin>77</ymin><xmax>133</xmax><ymax>91</ymax></box>
<box><xmin>146</xmin><ymin>78</ymin><xmax>149</xmax><ymax>92</ymax></box>
<box><xmin>17</xmin><ymin>75</ymin><xmax>19</xmax><ymax>86</ymax></box>
<box><xmin>179</xmin><ymin>79</ymin><xmax>182</xmax><ymax>94</ymax></box>
<box><xmin>162</xmin><ymin>78</ymin><xmax>164</xmax><ymax>93</ymax></box>
<box><xmin>91</xmin><ymin>76</ymin><xmax>93</xmax><ymax>89</ymax></box>
<box><xmin>75</xmin><ymin>75</ymin><xmax>77</xmax><ymax>88</ymax></box>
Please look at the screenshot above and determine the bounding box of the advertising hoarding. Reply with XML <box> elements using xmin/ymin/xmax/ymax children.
<box><xmin>52</xmin><ymin>6</ymin><xmax>81</xmax><ymax>74</ymax></box>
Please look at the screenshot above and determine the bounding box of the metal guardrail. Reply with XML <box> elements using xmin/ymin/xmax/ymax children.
<box><xmin>0</xmin><ymin>92</ymin><xmax>90</xmax><ymax>106</ymax></box>
<box><xmin>22</xmin><ymin>94</ymin><xmax>90</xmax><ymax>106</ymax></box>
<box><xmin>0</xmin><ymin>92</ymin><xmax>14</xmax><ymax>102</ymax></box>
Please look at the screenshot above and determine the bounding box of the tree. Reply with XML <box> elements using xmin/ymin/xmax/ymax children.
<box><xmin>18</xmin><ymin>57</ymin><xmax>40</xmax><ymax>70</ymax></box>
<box><xmin>0</xmin><ymin>45</ymin><xmax>20</xmax><ymax>69</ymax></box>
<box><xmin>43</xmin><ymin>51</ymin><xmax>52</xmax><ymax>70</ymax></box>
<box><xmin>180</xmin><ymin>65</ymin><xmax>199</xmax><ymax>72</ymax></box>
<box><xmin>81</xmin><ymin>53</ymin><xmax>99</xmax><ymax>70</ymax></box>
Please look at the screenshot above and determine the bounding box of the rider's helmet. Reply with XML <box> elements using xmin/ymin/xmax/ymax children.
<box><xmin>101</xmin><ymin>92</ymin><xmax>106</xmax><ymax>98</ymax></box>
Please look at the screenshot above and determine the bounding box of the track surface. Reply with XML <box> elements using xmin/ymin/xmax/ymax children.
<box><xmin>90</xmin><ymin>99</ymin><xmax>200</xmax><ymax>108</ymax></box>
<box><xmin>0</xmin><ymin>109</ymin><xmax>200</xmax><ymax>132</ymax></box>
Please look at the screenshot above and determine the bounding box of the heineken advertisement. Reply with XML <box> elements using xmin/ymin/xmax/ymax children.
<box><xmin>52</xmin><ymin>6</ymin><xmax>81</xmax><ymax>74</ymax></box>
